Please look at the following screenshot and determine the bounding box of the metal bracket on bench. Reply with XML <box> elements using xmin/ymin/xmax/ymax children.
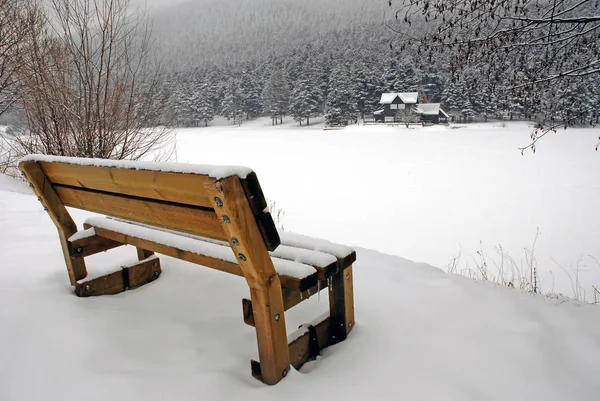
<box><xmin>121</xmin><ymin>266</ymin><xmax>130</xmax><ymax>290</ymax></box>
<box><xmin>301</xmin><ymin>324</ymin><xmax>321</xmax><ymax>363</ymax></box>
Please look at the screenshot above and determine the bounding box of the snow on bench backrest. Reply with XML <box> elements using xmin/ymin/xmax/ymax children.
<box><xmin>19</xmin><ymin>154</ymin><xmax>281</xmax><ymax>250</ymax></box>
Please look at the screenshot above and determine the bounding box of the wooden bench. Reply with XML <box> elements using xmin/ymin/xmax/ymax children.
<box><xmin>19</xmin><ymin>155</ymin><xmax>355</xmax><ymax>385</ymax></box>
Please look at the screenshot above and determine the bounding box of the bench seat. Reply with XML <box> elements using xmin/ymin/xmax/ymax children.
<box><xmin>78</xmin><ymin>217</ymin><xmax>355</xmax><ymax>292</ymax></box>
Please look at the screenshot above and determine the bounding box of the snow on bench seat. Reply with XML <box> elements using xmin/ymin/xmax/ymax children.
<box><xmin>279</xmin><ymin>232</ymin><xmax>355</xmax><ymax>261</ymax></box>
<box><xmin>270</xmin><ymin>245</ymin><xmax>337</xmax><ymax>270</ymax></box>
<box><xmin>83</xmin><ymin>216</ymin><xmax>317</xmax><ymax>280</ymax></box>
<box><xmin>20</xmin><ymin>154</ymin><xmax>253</xmax><ymax>180</ymax></box>
<box><xmin>68</xmin><ymin>227</ymin><xmax>96</xmax><ymax>242</ymax></box>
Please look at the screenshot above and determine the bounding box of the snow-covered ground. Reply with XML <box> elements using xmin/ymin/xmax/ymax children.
<box><xmin>175</xmin><ymin>119</ymin><xmax>600</xmax><ymax>298</ymax></box>
<box><xmin>1</xmin><ymin>120</ymin><xmax>600</xmax><ymax>400</ymax></box>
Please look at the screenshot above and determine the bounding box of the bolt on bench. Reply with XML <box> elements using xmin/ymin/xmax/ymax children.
<box><xmin>19</xmin><ymin>155</ymin><xmax>355</xmax><ymax>385</ymax></box>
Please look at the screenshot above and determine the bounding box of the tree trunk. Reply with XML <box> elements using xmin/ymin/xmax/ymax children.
<box><xmin>306</xmin><ymin>115</ymin><xmax>310</xmax><ymax>125</ymax></box>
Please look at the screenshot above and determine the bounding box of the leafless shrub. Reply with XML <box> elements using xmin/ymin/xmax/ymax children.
<box><xmin>447</xmin><ymin>229</ymin><xmax>599</xmax><ymax>304</ymax></box>
<box><xmin>0</xmin><ymin>0</ymin><xmax>33</xmax><ymax>118</ymax></box>
<box><xmin>400</xmin><ymin>105</ymin><xmax>416</xmax><ymax>128</ymax></box>
<box><xmin>446</xmin><ymin>248</ymin><xmax>461</xmax><ymax>274</ymax></box>
<box><xmin>0</xmin><ymin>130</ymin><xmax>20</xmax><ymax>178</ymax></box>
<box><xmin>267</xmin><ymin>199</ymin><xmax>285</xmax><ymax>232</ymax></box>
<box><xmin>10</xmin><ymin>0</ymin><xmax>174</xmax><ymax>162</ymax></box>
<box><xmin>389</xmin><ymin>1</ymin><xmax>600</xmax><ymax>93</ymax></box>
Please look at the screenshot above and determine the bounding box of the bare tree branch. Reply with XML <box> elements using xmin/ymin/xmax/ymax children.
<box><xmin>11</xmin><ymin>0</ymin><xmax>174</xmax><ymax>162</ymax></box>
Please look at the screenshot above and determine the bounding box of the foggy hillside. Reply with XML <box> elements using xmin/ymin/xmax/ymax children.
<box><xmin>149</xmin><ymin>0</ymin><xmax>391</xmax><ymax>68</ymax></box>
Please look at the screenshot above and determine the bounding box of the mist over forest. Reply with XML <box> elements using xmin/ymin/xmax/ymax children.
<box><xmin>148</xmin><ymin>0</ymin><xmax>390</xmax><ymax>68</ymax></box>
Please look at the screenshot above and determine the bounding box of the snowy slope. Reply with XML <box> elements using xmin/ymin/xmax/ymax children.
<box><xmin>1</xmin><ymin>167</ymin><xmax>599</xmax><ymax>400</ymax></box>
<box><xmin>0</xmin><ymin>174</ymin><xmax>31</xmax><ymax>195</ymax></box>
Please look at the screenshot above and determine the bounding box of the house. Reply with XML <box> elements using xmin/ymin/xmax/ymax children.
<box><xmin>374</xmin><ymin>92</ymin><xmax>419</xmax><ymax>122</ymax></box>
<box><xmin>415</xmin><ymin>103</ymin><xmax>449</xmax><ymax>124</ymax></box>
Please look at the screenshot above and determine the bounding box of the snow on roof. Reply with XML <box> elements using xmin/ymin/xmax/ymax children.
<box><xmin>379</xmin><ymin>92</ymin><xmax>419</xmax><ymax>104</ymax></box>
<box><xmin>379</xmin><ymin>93</ymin><xmax>398</xmax><ymax>104</ymax></box>
<box><xmin>415</xmin><ymin>103</ymin><xmax>450</xmax><ymax>118</ymax></box>
<box><xmin>373</xmin><ymin>109</ymin><xmax>385</xmax><ymax>115</ymax></box>
<box><xmin>415</xmin><ymin>103</ymin><xmax>441</xmax><ymax>115</ymax></box>
<box><xmin>19</xmin><ymin>154</ymin><xmax>253</xmax><ymax>180</ymax></box>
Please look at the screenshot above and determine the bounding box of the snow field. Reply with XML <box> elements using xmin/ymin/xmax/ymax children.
<box><xmin>0</xmin><ymin>188</ymin><xmax>599</xmax><ymax>401</ymax></box>
<box><xmin>1</xmin><ymin>120</ymin><xmax>600</xmax><ymax>400</ymax></box>
<box><xmin>174</xmin><ymin>120</ymin><xmax>600</xmax><ymax>298</ymax></box>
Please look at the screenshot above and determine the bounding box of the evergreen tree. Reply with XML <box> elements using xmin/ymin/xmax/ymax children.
<box><xmin>196</xmin><ymin>84</ymin><xmax>215</xmax><ymax>126</ymax></box>
<box><xmin>262</xmin><ymin>68</ymin><xmax>290</xmax><ymax>124</ymax></box>
<box><xmin>221</xmin><ymin>79</ymin><xmax>243</xmax><ymax>125</ymax></box>
<box><xmin>240</xmin><ymin>67</ymin><xmax>263</xmax><ymax>119</ymax></box>
<box><xmin>351</xmin><ymin>62</ymin><xmax>379</xmax><ymax>119</ymax></box>
<box><xmin>290</xmin><ymin>67</ymin><xmax>322</xmax><ymax>125</ymax></box>
<box><xmin>325</xmin><ymin>66</ymin><xmax>353</xmax><ymax>125</ymax></box>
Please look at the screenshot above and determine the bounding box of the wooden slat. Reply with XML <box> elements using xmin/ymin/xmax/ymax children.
<box><xmin>19</xmin><ymin>161</ymin><xmax>88</xmax><ymax>284</ymax></box>
<box><xmin>69</xmin><ymin>235</ymin><xmax>124</xmax><ymax>257</ymax></box>
<box><xmin>240</xmin><ymin>172</ymin><xmax>268</xmax><ymax>215</ymax></box>
<box><xmin>255</xmin><ymin>211</ymin><xmax>281</xmax><ymax>251</ymax></box>
<box><xmin>74</xmin><ymin>269</ymin><xmax>125</xmax><ymax>297</ymax></box>
<box><xmin>279</xmin><ymin>234</ymin><xmax>356</xmax><ymax>271</ymax></box>
<box><xmin>88</xmin><ymin>224</ymin><xmax>242</xmax><ymax>276</ymax></box>
<box><xmin>55</xmin><ymin>185</ymin><xmax>228</xmax><ymax>242</ymax></box>
<box><xmin>40</xmin><ymin>162</ymin><xmax>216</xmax><ymax>209</ymax></box>
<box><xmin>271</xmin><ymin>246</ymin><xmax>338</xmax><ymax>280</ymax></box>
<box><xmin>85</xmin><ymin>224</ymin><xmax>314</xmax><ymax>291</ymax></box>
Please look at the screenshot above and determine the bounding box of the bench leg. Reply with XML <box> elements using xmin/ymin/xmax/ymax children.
<box><xmin>136</xmin><ymin>247</ymin><xmax>154</xmax><ymax>261</ymax></box>
<box><xmin>209</xmin><ymin>176</ymin><xmax>290</xmax><ymax>384</ymax></box>
<box><xmin>328</xmin><ymin>265</ymin><xmax>355</xmax><ymax>344</ymax></box>
<box><xmin>20</xmin><ymin>161</ymin><xmax>88</xmax><ymax>284</ymax></box>
<box><xmin>59</xmin><ymin>230</ymin><xmax>88</xmax><ymax>284</ymax></box>
<box><xmin>249</xmin><ymin>284</ymin><xmax>290</xmax><ymax>385</ymax></box>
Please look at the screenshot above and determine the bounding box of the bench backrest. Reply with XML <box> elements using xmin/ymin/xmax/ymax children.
<box><xmin>19</xmin><ymin>156</ymin><xmax>280</xmax><ymax>251</ymax></box>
